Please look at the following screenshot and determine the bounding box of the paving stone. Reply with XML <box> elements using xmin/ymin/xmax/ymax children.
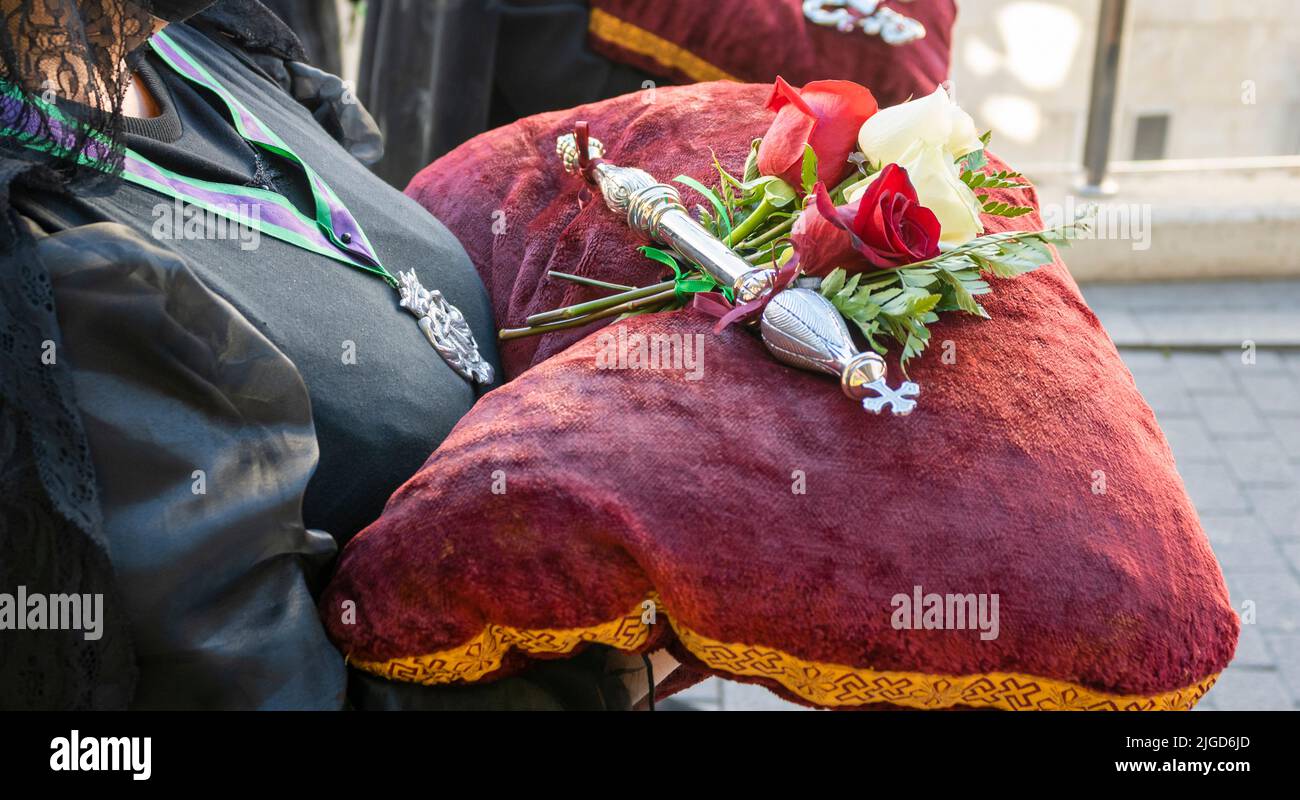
<box><xmin>1220</xmin><ymin>349</ymin><xmax>1290</xmax><ymax>372</ymax></box>
<box><xmin>1263</xmin><ymin>633</ymin><xmax>1300</xmax><ymax>701</ymax></box>
<box><xmin>1230</xmin><ymin>624</ymin><xmax>1275</xmax><ymax>669</ymax></box>
<box><xmin>660</xmin><ymin>677</ymin><xmax>723</xmax><ymax>711</ymax></box>
<box><xmin>1237</xmin><ymin>371</ymin><xmax>1300</xmax><ymax>415</ymax></box>
<box><xmin>1224</xmin><ymin>569</ymin><xmax>1300</xmax><ymax>632</ymax></box>
<box><xmin>1136</xmin><ymin>313</ymin><xmax>1300</xmax><ymax>348</ymax></box>
<box><xmin>1191</xmin><ymin>393</ymin><xmax>1269</xmax><ymax>436</ymax></box>
<box><xmin>1172</xmin><ymin>351</ymin><xmax>1236</xmax><ymax>393</ymax></box>
<box><xmin>1131</xmin><ymin>369</ymin><xmax>1194</xmax><ymax>415</ymax></box>
<box><xmin>1202</xmin><ymin>514</ymin><xmax>1287</xmax><ymax>570</ymax></box>
<box><xmin>1244</xmin><ymin>486</ymin><xmax>1300</xmax><ymax>539</ymax></box>
<box><xmin>1084</xmin><ymin>281</ymin><xmax>1300</xmax><ymax>313</ymax></box>
<box><xmin>1218</xmin><ymin>437</ymin><xmax>1296</xmax><ymax>486</ymax></box>
<box><xmin>1199</xmin><ymin>667</ymin><xmax>1293</xmax><ymax>711</ymax></box>
<box><xmin>1156</xmin><ymin>416</ymin><xmax>1220</xmax><ymax>463</ymax></box>
<box><xmin>718</xmin><ymin>680</ymin><xmax>809</xmax><ymax>711</ymax></box>
<box><xmin>1177</xmin><ymin>462</ymin><xmax>1250</xmax><ymax>514</ymax></box>
<box><xmin>1118</xmin><ymin>349</ymin><xmax>1174</xmax><ymax>373</ymax></box>
<box><xmin>1268</xmin><ymin>415</ymin><xmax>1300</xmax><ymax>460</ymax></box>
<box><xmin>1091</xmin><ymin>308</ymin><xmax>1147</xmax><ymax>347</ymax></box>
<box><xmin>1281</xmin><ymin>542</ymin><xmax>1300</xmax><ymax>575</ymax></box>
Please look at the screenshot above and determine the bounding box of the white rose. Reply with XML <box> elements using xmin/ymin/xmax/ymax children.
<box><xmin>856</xmin><ymin>86</ymin><xmax>984</xmax><ymax>167</ymax></box>
<box><xmin>847</xmin><ymin>140</ymin><xmax>985</xmax><ymax>246</ymax></box>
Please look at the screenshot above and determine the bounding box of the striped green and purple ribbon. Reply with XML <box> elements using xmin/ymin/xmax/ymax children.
<box><xmin>0</xmin><ymin>30</ymin><xmax>394</xmax><ymax>286</ymax></box>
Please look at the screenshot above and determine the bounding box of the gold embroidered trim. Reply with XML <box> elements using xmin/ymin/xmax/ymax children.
<box><xmin>350</xmin><ymin>599</ymin><xmax>655</xmax><ymax>686</ymax></box>
<box><xmin>588</xmin><ymin>7</ymin><xmax>739</xmax><ymax>84</ymax></box>
<box><xmin>349</xmin><ymin>593</ymin><xmax>1218</xmax><ymax>710</ymax></box>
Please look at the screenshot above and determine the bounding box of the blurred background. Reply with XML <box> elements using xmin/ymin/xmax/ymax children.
<box><xmin>951</xmin><ymin>0</ymin><xmax>1300</xmax><ymax>283</ymax></box>
<box><xmin>267</xmin><ymin>0</ymin><xmax>1300</xmax><ymax>711</ymax></box>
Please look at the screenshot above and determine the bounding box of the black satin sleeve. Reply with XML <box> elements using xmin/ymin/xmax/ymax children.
<box><xmin>35</xmin><ymin>221</ymin><xmax>347</xmax><ymax>709</ymax></box>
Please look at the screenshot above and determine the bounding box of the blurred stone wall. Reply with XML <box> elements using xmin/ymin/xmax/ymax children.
<box><xmin>950</xmin><ymin>0</ymin><xmax>1300</xmax><ymax>167</ymax></box>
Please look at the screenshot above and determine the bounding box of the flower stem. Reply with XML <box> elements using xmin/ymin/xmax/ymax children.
<box><xmin>744</xmin><ymin>243</ymin><xmax>790</xmax><ymax>265</ymax></box>
<box><xmin>525</xmin><ymin>280</ymin><xmax>675</xmax><ymax>326</ymax></box>
<box><xmin>547</xmin><ymin>271</ymin><xmax>636</xmax><ymax>292</ymax></box>
<box><xmin>737</xmin><ymin>215</ymin><xmax>795</xmax><ymax>251</ymax></box>
<box><xmin>829</xmin><ymin>171</ymin><xmax>867</xmax><ymax>202</ymax></box>
<box><xmin>501</xmin><ymin>287</ymin><xmax>679</xmax><ymax>340</ymax></box>
<box><xmin>723</xmin><ymin>197</ymin><xmax>775</xmax><ymax>248</ymax></box>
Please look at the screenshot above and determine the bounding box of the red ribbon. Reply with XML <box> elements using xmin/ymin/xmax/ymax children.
<box><xmin>574</xmin><ymin>121</ymin><xmax>606</xmax><ymax>182</ymax></box>
<box><xmin>691</xmin><ymin>256</ymin><xmax>801</xmax><ymax>334</ymax></box>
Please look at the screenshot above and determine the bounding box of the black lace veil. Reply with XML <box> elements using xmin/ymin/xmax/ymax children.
<box><xmin>0</xmin><ymin>0</ymin><xmax>169</xmax><ymax>195</ymax></box>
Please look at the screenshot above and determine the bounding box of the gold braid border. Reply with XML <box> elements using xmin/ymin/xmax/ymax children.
<box><xmin>588</xmin><ymin>8</ymin><xmax>740</xmax><ymax>84</ymax></box>
<box><xmin>349</xmin><ymin>593</ymin><xmax>1218</xmax><ymax>711</ymax></box>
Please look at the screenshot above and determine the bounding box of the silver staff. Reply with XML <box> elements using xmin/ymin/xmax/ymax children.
<box><xmin>556</xmin><ymin>130</ymin><xmax>918</xmax><ymax>415</ymax></box>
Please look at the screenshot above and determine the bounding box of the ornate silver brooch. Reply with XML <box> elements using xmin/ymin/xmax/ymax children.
<box><xmin>802</xmin><ymin>0</ymin><xmax>927</xmax><ymax>46</ymax></box>
<box><xmin>398</xmin><ymin>270</ymin><xmax>494</xmax><ymax>385</ymax></box>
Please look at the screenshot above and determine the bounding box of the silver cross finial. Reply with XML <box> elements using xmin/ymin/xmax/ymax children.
<box><xmin>861</xmin><ymin>378</ymin><xmax>921</xmax><ymax>415</ymax></box>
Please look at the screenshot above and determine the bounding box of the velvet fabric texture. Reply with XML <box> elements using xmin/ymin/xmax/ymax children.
<box><xmin>325</xmin><ymin>82</ymin><xmax>1239</xmax><ymax>710</ymax></box>
<box><xmin>587</xmin><ymin>0</ymin><xmax>955</xmax><ymax>107</ymax></box>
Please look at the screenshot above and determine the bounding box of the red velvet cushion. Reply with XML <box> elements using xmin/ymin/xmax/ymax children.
<box><xmin>321</xmin><ymin>83</ymin><xmax>1238</xmax><ymax>710</ymax></box>
<box><xmin>588</xmin><ymin>0</ymin><xmax>955</xmax><ymax>106</ymax></box>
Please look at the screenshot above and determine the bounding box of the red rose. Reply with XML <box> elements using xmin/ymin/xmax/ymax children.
<box><xmin>791</xmin><ymin>163</ymin><xmax>942</xmax><ymax>276</ymax></box>
<box><xmin>756</xmin><ymin>77</ymin><xmax>878</xmax><ymax>189</ymax></box>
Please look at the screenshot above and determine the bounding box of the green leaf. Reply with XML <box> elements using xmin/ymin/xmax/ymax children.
<box><xmin>908</xmin><ymin>214</ymin><xmax>1092</xmax><ymax>279</ymax></box>
<box><xmin>763</xmin><ymin>178</ymin><xmax>797</xmax><ymax>208</ymax></box>
<box><xmin>979</xmin><ymin>200</ymin><xmax>1036</xmax><ymax>218</ymax></box>
<box><xmin>810</xmin><ymin>200</ymin><xmax>1094</xmax><ymax>371</ymax></box>
<box><xmin>936</xmin><ymin>269</ymin><xmax>984</xmax><ymax>316</ymax></box>
<box><xmin>957</xmin><ymin>147</ymin><xmax>987</xmax><ymax>173</ymax></box>
<box><xmin>962</xmin><ymin>168</ymin><xmax>1027</xmax><ymax>191</ymax></box>
<box><xmin>800</xmin><ymin>144</ymin><xmax>819</xmax><ymax>195</ymax></box>
<box><xmin>711</xmin><ymin>151</ymin><xmax>738</xmax><ymax>218</ymax></box>
<box><xmin>819</xmin><ymin>267</ymin><xmax>847</xmax><ymax>298</ymax></box>
<box><xmin>673</xmin><ymin>174</ymin><xmax>731</xmax><ymax>237</ymax></box>
<box><xmin>900</xmin><ymin>269</ymin><xmax>938</xmax><ymax>288</ymax></box>
<box><xmin>743</xmin><ymin>138</ymin><xmax>761</xmax><ymax>183</ymax></box>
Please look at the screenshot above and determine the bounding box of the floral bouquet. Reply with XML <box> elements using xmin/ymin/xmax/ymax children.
<box><xmin>505</xmin><ymin>78</ymin><xmax>1090</xmax><ymax>376</ymax></box>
